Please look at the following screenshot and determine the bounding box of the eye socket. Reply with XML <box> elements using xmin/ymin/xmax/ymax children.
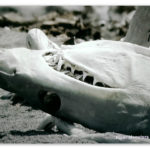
<box><xmin>38</xmin><ymin>90</ymin><xmax>61</xmax><ymax>115</ymax></box>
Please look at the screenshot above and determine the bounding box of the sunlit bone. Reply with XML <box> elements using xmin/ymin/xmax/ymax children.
<box><xmin>1</xmin><ymin>7</ymin><xmax>150</xmax><ymax>143</ymax></box>
<box><xmin>1</xmin><ymin>29</ymin><xmax>150</xmax><ymax>143</ymax></box>
<box><xmin>26</xmin><ymin>28</ymin><xmax>60</xmax><ymax>50</ymax></box>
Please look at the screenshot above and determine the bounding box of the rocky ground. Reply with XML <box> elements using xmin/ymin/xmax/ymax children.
<box><xmin>0</xmin><ymin>6</ymin><xmax>136</xmax><ymax>143</ymax></box>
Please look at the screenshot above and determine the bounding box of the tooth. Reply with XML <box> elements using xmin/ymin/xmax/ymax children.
<box><xmin>47</xmin><ymin>58</ymin><xmax>56</xmax><ymax>66</ymax></box>
<box><xmin>103</xmin><ymin>83</ymin><xmax>108</xmax><ymax>87</ymax></box>
<box><xmin>68</xmin><ymin>72</ymin><xmax>74</xmax><ymax>77</ymax></box>
<box><xmin>44</xmin><ymin>55</ymin><xmax>51</xmax><ymax>62</ymax></box>
<box><xmin>57</xmin><ymin>58</ymin><xmax>64</xmax><ymax>71</ymax></box>
<box><xmin>64</xmin><ymin>64</ymin><xmax>72</xmax><ymax>72</ymax></box>
<box><xmin>49</xmin><ymin>63</ymin><xmax>56</xmax><ymax>67</ymax></box>
<box><xmin>53</xmin><ymin>65</ymin><xmax>57</xmax><ymax>70</ymax></box>
<box><xmin>75</xmin><ymin>75</ymin><xmax>83</xmax><ymax>80</ymax></box>
<box><xmin>53</xmin><ymin>55</ymin><xmax>60</xmax><ymax>64</ymax></box>
<box><xmin>48</xmin><ymin>61</ymin><xmax>56</xmax><ymax>66</ymax></box>
<box><xmin>62</xmin><ymin>71</ymin><xmax>70</xmax><ymax>74</ymax></box>
<box><xmin>47</xmin><ymin>57</ymin><xmax>53</xmax><ymax>63</ymax></box>
<box><xmin>71</xmin><ymin>67</ymin><xmax>75</xmax><ymax>74</ymax></box>
<box><xmin>93</xmin><ymin>78</ymin><xmax>98</xmax><ymax>85</ymax></box>
<box><xmin>64</xmin><ymin>62</ymin><xmax>71</xmax><ymax>69</ymax></box>
<box><xmin>82</xmin><ymin>72</ymin><xmax>88</xmax><ymax>81</ymax></box>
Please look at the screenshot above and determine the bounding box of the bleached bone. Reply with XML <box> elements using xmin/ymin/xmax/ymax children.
<box><xmin>75</xmin><ymin>74</ymin><xmax>83</xmax><ymax>80</ymax></box>
<box><xmin>71</xmin><ymin>67</ymin><xmax>75</xmax><ymax>74</ymax></box>
<box><xmin>93</xmin><ymin>79</ymin><xmax>98</xmax><ymax>85</ymax></box>
<box><xmin>1</xmin><ymin>31</ymin><xmax>150</xmax><ymax>140</ymax></box>
<box><xmin>26</xmin><ymin>28</ymin><xmax>60</xmax><ymax>50</ymax></box>
<box><xmin>37</xmin><ymin>114</ymin><xmax>55</xmax><ymax>130</ymax></box>
<box><xmin>57</xmin><ymin>58</ymin><xmax>64</xmax><ymax>71</ymax></box>
<box><xmin>82</xmin><ymin>72</ymin><xmax>89</xmax><ymax>81</ymax></box>
<box><xmin>64</xmin><ymin>62</ymin><xmax>72</xmax><ymax>70</ymax></box>
<box><xmin>44</xmin><ymin>55</ymin><xmax>51</xmax><ymax>62</ymax></box>
<box><xmin>61</xmin><ymin>71</ymin><xmax>70</xmax><ymax>74</ymax></box>
<box><xmin>1</xmin><ymin>6</ymin><xmax>150</xmax><ymax>143</ymax></box>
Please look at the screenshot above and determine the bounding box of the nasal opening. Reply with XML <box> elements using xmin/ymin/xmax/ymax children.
<box><xmin>38</xmin><ymin>90</ymin><xmax>61</xmax><ymax>115</ymax></box>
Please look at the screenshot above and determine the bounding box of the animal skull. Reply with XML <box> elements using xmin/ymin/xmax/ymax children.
<box><xmin>1</xmin><ymin>28</ymin><xmax>150</xmax><ymax>139</ymax></box>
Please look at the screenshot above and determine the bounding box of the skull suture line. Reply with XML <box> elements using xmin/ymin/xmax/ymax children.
<box><xmin>1</xmin><ymin>28</ymin><xmax>150</xmax><ymax>143</ymax></box>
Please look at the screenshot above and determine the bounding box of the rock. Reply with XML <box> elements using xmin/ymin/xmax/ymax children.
<box><xmin>1</xmin><ymin>12</ymin><xmax>36</xmax><ymax>26</ymax></box>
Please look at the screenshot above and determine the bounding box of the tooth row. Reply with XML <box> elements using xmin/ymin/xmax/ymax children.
<box><xmin>43</xmin><ymin>53</ymin><xmax>110</xmax><ymax>88</ymax></box>
<box><xmin>44</xmin><ymin>53</ymin><xmax>62</xmax><ymax>67</ymax></box>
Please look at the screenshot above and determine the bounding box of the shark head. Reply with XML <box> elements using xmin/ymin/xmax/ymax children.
<box><xmin>1</xmin><ymin>28</ymin><xmax>150</xmax><ymax>135</ymax></box>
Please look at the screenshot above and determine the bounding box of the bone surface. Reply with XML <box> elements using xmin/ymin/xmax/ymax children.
<box><xmin>1</xmin><ymin>26</ymin><xmax>150</xmax><ymax>143</ymax></box>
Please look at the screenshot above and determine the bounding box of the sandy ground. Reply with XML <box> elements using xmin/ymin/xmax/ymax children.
<box><xmin>0</xmin><ymin>28</ymin><xmax>97</xmax><ymax>144</ymax></box>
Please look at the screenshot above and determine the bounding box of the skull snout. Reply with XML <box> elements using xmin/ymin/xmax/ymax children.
<box><xmin>26</xmin><ymin>28</ymin><xmax>50</xmax><ymax>50</ymax></box>
<box><xmin>38</xmin><ymin>90</ymin><xmax>61</xmax><ymax>115</ymax></box>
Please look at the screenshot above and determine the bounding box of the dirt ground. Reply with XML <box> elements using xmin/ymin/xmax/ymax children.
<box><xmin>0</xmin><ymin>6</ymin><xmax>138</xmax><ymax>144</ymax></box>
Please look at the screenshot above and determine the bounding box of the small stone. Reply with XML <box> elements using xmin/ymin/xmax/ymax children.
<box><xmin>4</xmin><ymin>26</ymin><xmax>10</xmax><ymax>31</ymax></box>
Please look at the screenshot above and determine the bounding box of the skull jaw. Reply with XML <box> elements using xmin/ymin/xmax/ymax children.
<box><xmin>0</xmin><ymin>48</ymin><xmax>150</xmax><ymax>136</ymax></box>
<box><xmin>0</xmin><ymin>64</ymin><xmax>135</xmax><ymax>134</ymax></box>
<box><xmin>5</xmin><ymin>71</ymin><xmax>149</xmax><ymax>136</ymax></box>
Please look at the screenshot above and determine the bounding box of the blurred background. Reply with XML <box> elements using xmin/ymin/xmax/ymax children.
<box><xmin>0</xmin><ymin>6</ymin><xmax>136</xmax><ymax>48</ymax></box>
